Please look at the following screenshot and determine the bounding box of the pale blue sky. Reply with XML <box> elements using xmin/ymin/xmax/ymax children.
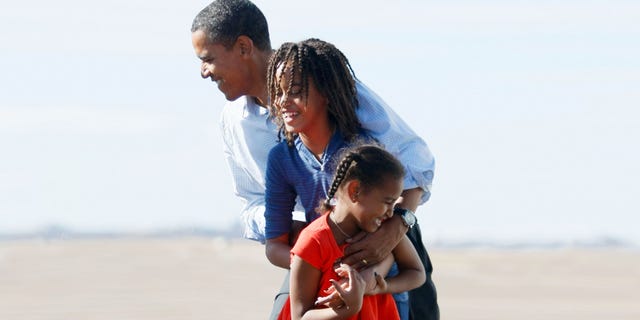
<box><xmin>1</xmin><ymin>0</ymin><xmax>639</xmax><ymax>244</ymax></box>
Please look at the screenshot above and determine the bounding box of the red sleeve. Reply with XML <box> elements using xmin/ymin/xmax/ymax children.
<box><xmin>291</xmin><ymin>219</ymin><xmax>329</xmax><ymax>270</ymax></box>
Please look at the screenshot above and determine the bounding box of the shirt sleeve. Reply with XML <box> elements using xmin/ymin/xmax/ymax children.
<box><xmin>264</xmin><ymin>145</ymin><xmax>297</xmax><ymax>240</ymax></box>
<box><xmin>355</xmin><ymin>81</ymin><xmax>435</xmax><ymax>204</ymax></box>
<box><xmin>291</xmin><ymin>224</ymin><xmax>325</xmax><ymax>270</ymax></box>
<box><xmin>220</xmin><ymin>107</ymin><xmax>267</xmax><ymax>243</ymax></box>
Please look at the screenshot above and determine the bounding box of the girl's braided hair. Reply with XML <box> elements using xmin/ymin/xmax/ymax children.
<box><xmin>267</xmin><ymin>38</ymin><xmax>362</xmax><ymax>146</ymax></box>
<box><xmin>317</xmin><ymin>144</ymin><xmax>405</xmax><ymax>213</ymax></box>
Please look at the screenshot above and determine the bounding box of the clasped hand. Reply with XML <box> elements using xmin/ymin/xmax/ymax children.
<box><xmin>314</xmin><ymin>263</ymin><xmax>388</xmax><ymax>309</ymax></box>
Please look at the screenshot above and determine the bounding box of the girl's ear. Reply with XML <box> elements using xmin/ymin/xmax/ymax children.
<box><xmin>346</xmin><ymin>180</ymin><xmax>361</xmax><ymax>203</ymax></box>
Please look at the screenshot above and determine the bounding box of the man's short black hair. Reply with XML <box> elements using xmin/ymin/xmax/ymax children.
<box><xmin>191</xmin><ymin>0</ymin><xmax>271</xmax><ymax>51</ymax></box>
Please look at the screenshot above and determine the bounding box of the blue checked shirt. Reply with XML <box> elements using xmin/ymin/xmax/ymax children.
<box><xmin>220</xmin><ymin>81</ymin><xmax>435</xmax><ymax>243</ymax></box>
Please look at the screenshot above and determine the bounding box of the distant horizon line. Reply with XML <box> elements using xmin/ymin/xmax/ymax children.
<box><xmin>1</xmin><ymin>224</ymin><xmax>637</xmax><ymax>250</ymax></box>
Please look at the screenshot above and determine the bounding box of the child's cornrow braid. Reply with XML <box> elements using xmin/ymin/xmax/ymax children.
<box><xmin>323</xmin><ymin>152</ymin><xmax>360</xmax><ymax>208</ymax></box>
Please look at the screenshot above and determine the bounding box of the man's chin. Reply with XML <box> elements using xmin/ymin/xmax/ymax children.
<box><xmin>222</xmin><ymin>91</ymin><xmax>242</xmax><ymax>101</ymax></box>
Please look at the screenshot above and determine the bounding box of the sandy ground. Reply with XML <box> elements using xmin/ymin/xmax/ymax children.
<box><xmin>1</xmin><ymin>238</ymin><xmax>639</xmax><ymax>320</ymax></box>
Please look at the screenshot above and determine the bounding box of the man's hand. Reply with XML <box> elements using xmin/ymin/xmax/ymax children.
<box><xmin>340</xmin><ymin>215</ymin><xmax>407</xmax><ymax>269</ymax></box>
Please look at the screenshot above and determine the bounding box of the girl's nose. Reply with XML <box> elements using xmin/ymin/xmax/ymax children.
<box><xmin>277</xmin><ymin>92</ymin><xmax>291</xmax><ymax>107</ymax></box>
<box><xmin>385</xmin><ymin>206</ymin><xmax>394</xmax><ymax>219</ymax></box>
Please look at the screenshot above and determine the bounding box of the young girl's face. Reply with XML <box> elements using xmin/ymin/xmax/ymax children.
<box><xmin>273</xmin><ymin>63</ymin><xmax>328</xmax><ymax>135</ymax></box>
<box><xmin>353</xmin><ymin>175</ymin><xmax>404</xmax><ymax>233</ymax></box>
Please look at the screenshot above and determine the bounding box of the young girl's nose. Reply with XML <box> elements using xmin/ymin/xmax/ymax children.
<box><xmin>385</xmin><ymin>206</ymin><xmax>394</xmax><ymax>218</ymax></box>
<box><xmin>278</xmin><ymin>92</ymin><xmax>292</xmax><ymax>106</ymax></box>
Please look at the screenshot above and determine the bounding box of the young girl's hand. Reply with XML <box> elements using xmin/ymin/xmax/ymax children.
<box><xmin>365</xmin><ymin>271</ymin><xmax>389</xmax><ymax>295</ymax></box>
<box><xmin>328</xmin><ymin>263</ymin><xmax>366</xmax><ymax>315</ymax></box>
<box><xmin>315</xmin><ymin>277</ymin><xmax>347</xmax><ymax>308</ymax></box>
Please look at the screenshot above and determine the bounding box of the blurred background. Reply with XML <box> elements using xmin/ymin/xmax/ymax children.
<box><xmin>1</xmin><ymin>0</ymin><xmax>639</xmax><ymax>247</ymax></box>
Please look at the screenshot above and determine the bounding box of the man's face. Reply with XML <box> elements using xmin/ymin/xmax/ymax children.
<box><xmin>191</xmin><ymin>30</ymin><xmax>251</xmax><ymax>101</ymax></box>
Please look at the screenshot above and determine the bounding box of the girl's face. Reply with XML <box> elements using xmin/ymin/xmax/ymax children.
<box><xmin>352</xmin><ymin>176</ymin><xmax>404</xmax><ymax>233</ymax></box>
<box><xmin>273</xmin><ymin>63</ymin><xmax>328</xmax><ymax>135</ymax></box>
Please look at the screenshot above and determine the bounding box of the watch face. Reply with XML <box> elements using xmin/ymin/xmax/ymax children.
<box><xmin>406</xmin><ymin>211</ymin><xmax>416</xmax><ymax>226</ymax></box>
<box><xmin>404</xmin><ymin>210</ymin><xmax>416</xmax><ymax>227</ymax></box>
<box><xmin>395</xmin><ymin>207</ymin><xmax>416</xmax><ymax>227</ymax></box>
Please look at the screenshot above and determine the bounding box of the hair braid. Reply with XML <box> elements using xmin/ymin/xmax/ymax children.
<box><xmin>316</xmin><ymin>144</ymin><xmax>405</xmax><ymax>214</ymax></box>
<box><xmin>318</xmin><ymin>153</ymin><xmax>359</xmax><ymax>212</ymax></box>
<box><xmin>267</xmin><ymin>38</ymin><xmax>362</xmax><ymax>147</ymax></box>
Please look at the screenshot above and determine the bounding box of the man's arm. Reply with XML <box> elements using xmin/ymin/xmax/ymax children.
<box><xmin>355</xmin><ymin>81</ymin><xmax>435</xmax><ymax>205</ymax></box>
<box><xmin>221</xmin><ymin>113</ymin><xmax>268</xmax><ymax>243</ymax></box>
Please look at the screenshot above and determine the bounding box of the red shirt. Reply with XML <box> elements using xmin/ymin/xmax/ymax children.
<box><xmin>278</xmin><ymin>213</ymin><xmax>399</xmax><ymax>320</ymax></box>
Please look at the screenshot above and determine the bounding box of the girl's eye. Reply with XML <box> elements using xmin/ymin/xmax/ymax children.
<box><xmin>289</xmin><ymin>85</ymin><xmax>302</xmax><ymax>95</ymax></box>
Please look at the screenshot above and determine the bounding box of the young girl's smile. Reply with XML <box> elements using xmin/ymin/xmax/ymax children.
<box><xmin>353</xmin><ymin>176</ymin><xmax>404</xmax><ymax>234</ymax></box>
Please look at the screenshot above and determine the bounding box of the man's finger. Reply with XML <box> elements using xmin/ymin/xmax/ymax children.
<box><xmin>340</xmin><ymin>249</ymin><xmax>363</xmax><ymax>267</ymax></box>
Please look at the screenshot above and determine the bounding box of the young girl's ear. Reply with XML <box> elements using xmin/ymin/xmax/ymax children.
<box><xmin>346</xmin><ymin>180</ymin><xmax>361</xmax><ymax>203</ymax></box>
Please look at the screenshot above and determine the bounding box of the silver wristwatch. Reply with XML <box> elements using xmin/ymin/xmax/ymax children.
<box><xmin>393</xmin><ymin>207</ymin><xmax>417</xmax><ymax>228</ymax></box>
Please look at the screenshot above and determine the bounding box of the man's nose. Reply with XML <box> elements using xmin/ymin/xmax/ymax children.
<box><xmin>200</xmin><ymin>63</ymin><xmax>211</xmax><ymax>79</ymax></box>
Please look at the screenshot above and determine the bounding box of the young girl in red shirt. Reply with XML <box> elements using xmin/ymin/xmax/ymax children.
<box><xmin>278</xmin><ymin>145</ymin><xmax>425</xmax><ymax>320</ymax></box>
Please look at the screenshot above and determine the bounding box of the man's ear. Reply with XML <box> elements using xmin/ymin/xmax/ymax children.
<box><xmin>346</xmin><ymin>180</ymin><xmax>361</xmax><ymax>203</ymax></box>
<box><xmin>235</xmin><ymin>35</ymin><xmax>254</xmax><ymax>57</ymax></box>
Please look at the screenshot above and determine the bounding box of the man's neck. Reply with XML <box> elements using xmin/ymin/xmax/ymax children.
<box><xmin>252</xmin><ymin>95</ymin><xmax>268</xmax><ymax>108</ymax></box>
<box><xmin>250</xmin><ymin>49</ymin><xmax>274</xmax><ymax>109</ymax></box>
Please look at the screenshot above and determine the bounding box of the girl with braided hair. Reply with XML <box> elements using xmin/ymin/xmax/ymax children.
<box><xmin>278</xmin><ymin>145</ymin><xmax>425</xmax><ymax>320</ymax></box>
<box><xmin>264</xmin><ymin>38</ymin><xmax>368</xmax><ymax>268</ymax></box>
<box><xmin>263</xmin><ymin>38</ymin><xmax>423</xmax><ymax>319</ymax></box>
